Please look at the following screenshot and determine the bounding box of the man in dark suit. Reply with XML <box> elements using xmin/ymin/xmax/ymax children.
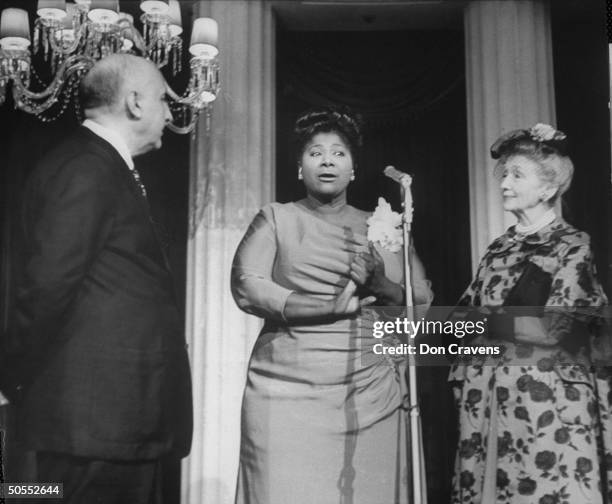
<box><xmin>7</xmin><ymin>54</ymin><xmax>192</xmax><ymax>503</ymax></box>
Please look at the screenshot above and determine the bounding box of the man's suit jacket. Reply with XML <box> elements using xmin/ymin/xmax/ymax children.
<box><xmin>11</xmin><ymin>126</ymin><xmax>192</xmax><ymax>461</ymax></box>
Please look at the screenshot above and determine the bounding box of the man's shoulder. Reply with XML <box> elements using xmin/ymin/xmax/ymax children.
<box><xmin>32</xmin><ymin>127</ymin><xmax>122</xmax><ymax>183</ymax></box>
<box><xmin>43</xmin><ymin>126</ymin><xmax>116</xmax><ymax>163</ymax></box>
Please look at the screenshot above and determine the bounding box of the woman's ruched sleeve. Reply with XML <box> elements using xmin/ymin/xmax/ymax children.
<box><xmin>514</xmin><ymin>238</ymin><xmax>607</xmax><ymax>348</ymax></box>
<box><xmin>231</xmin><ymin>206</ymin><xmax>294</xmax><ymax>320</ymax></box>
<box><xmin>540</xmin><ymin>240</ymin><xmax>607</xmax><ymax>346</ymax></box>
<box><xmin>546</xmin><ymin>240</ymin><xmax>607</xmax><ymax>307</ymax></box>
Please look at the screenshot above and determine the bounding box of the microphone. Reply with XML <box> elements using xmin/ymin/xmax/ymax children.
<box><xmin>384</xmin><ymin>166</ymin><xmax>412</xmax><ymax>188</ymax></box>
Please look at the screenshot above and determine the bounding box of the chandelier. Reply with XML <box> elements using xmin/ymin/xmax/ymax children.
<box><xmin>0</xmin><ymin>0</ymin><xmax>220</xmax><ymax>134</ymax></box>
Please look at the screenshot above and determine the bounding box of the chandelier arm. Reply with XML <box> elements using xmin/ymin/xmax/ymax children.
<box><xmin>166</xmin><ymin>98</ymin><xmax>204</xmax><ymax>134</ymax></box>
<box><xmin>0</xmin><ymin>10</ymin><xmax>219</xmax><ymax>133</ymax></box>
<box><xmin>118</xmin><ymin>21</ymin><xmax>147</xmax><ymax>55</ymax></box>
<box><xmin>118</xmin><ymin>20</ymin><xmax>176</xmax><ymax>66</ymax></box>
<box><xmin>165</xmin><ymin>83</ymin><xmax>203</xmax><ymax>107</ymax></box>
<box><xmin>149</xmin><ymin>47</ymin><xmax>171</xmax><ymax>69</ymax></box>
<box><xmin>14</xmin><ymin>86</ymin><xmax>67</xmax><ymax>115</ymax></box>
<box><xmin>47</xmin><ymin>23</ymin><xmax>89</xmax><ymax>56</ymax></box>
<box><xmin>11</xmin><ymin>55</ymin><xmax>94</xmax><ymax>102</ymax></box>
<box><xmin>166</xmin><ymin>115</ymin><xmax>200</xmax><ymax>135</ymax></box>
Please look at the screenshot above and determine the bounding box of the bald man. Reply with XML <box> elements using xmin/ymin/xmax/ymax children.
<box><xmin>10</xmin><ymin>54</ymin><xmax>192</xmax><ymax>503</ymax></box>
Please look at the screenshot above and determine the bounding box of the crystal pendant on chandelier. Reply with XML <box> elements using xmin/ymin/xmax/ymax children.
<box><xmin>0</xmin><ymin>0</ymin><xmax>220</xmax><ymax>134</ymax></box>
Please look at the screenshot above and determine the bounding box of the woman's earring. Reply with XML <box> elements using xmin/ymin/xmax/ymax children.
<box><xmin>298</xmin><ymin>168</ymin><xmax>303</xmax><ymax>180</ymax></box>
<box><xmin>350</xmin><ymin>171</ymin><xmax>355</xmax><ymax>181</ymax></box>
<box><xmin>541</xmin><ymin>188</ymin><xmax>555</xmax><ymax>202</ymax></box>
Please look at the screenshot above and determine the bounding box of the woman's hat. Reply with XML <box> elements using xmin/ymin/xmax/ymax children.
<box><xmin>490</xmin><ymin>123</ymin><xmax>567</xmax><ymax>159</ymax></box>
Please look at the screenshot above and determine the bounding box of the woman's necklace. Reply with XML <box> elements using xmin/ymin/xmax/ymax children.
<box><xmin>515</xmin><ymin>209</ymin><xmax>555</xmax><ymax>235</ymax></box>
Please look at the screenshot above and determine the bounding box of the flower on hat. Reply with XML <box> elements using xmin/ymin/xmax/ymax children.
<box><xmin>529</xmin><ymin>123</ymin><xmax>566</xmax><ymax>143</ymax></box>
<box><xmin>367</xmin><ymin>197</ymin><xmax>403</xmax><ymax>253</ymax></box>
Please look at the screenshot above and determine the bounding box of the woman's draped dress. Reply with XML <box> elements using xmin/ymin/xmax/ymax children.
<box><xmin>232</xmin><ymin>201</ymin><xmax>419</xmax><ymax>504</ymax></box>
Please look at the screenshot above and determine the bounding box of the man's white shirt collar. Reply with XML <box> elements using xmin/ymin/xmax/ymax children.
<box><xmin>82</xmin><ymin>119</ymin><xmax>134</xmax><ymax>171</ymax></box>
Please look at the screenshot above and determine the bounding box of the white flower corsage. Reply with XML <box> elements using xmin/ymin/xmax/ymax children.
<box><xmin>367</xmin><ymin>197</ymin><xmax>403</xmax><ymax>253</ymax></box>
<box><xmin>529</xmin><ymin>123</ymin><xmax>567</xmax><ymax>143</ymax></box>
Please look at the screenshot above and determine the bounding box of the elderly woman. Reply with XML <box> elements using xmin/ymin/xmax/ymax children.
<box><xmin>450</xmin><ymin>124</ymin><xmax>611</xmax><ymax>504</ymax></box>
<box><xmin>231</xmin><ymin>107</ymin><xmax>432</xmax><ymax>503</ymax></box>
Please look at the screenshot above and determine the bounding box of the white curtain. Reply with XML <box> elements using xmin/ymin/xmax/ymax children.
<box><xmin>181</xmin><ymin>1</ymin><xmax>276</xmax><ymax>502</ymax></box>
<box><xmin>464</xmin><ymin>0</ymin><xmax>556</xmax><ymax>268</ymax></box>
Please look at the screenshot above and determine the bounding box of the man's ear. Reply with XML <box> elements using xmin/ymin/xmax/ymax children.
<box><xmin>125</xmin><ymin>91</ymin><xmax>142</xmax><ymax>119</ymax></box>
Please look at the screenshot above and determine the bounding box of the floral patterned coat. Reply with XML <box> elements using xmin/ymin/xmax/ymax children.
<box><xmin>449</xmin><ymin>218</ymin><xmax>612</xmax><ymax>504</ymax></box>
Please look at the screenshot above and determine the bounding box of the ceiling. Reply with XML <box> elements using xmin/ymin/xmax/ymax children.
<box><xmin>272</xmin><ymin>0</ymin><xmax>466</xmax><ymax>31</ymax></box>
<box><xmin>271</xmin><ymin>0</ymin><xmax>604</xmax><ymax>32</ymax></box>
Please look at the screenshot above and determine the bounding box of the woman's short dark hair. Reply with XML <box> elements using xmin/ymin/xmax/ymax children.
<box><xmin>293</xmin><ymin>107</ymin><xmax>363</xmax><ymax>162</ymax></box>
<box><xmin>491</xmin><ymin>127</ymin><xmax>573</xmax><ymax>203</ymax></box>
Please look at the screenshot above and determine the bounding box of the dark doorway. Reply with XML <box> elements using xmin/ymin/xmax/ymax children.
<box><xmin>275</xmin><ymin>28</ymin><xmax>471</xmax><ymax>304</ymax></box>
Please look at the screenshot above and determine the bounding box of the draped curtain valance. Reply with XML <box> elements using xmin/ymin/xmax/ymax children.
<box><xmin>277</xmin><ymin>30</ymin><xmax>464</xmax><ymax>126</ymax></box>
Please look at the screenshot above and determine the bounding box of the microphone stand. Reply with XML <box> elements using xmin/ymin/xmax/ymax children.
<box><xmin>398</xmin><ymin>176</ymin><xmax>428</xmax><ymax>504</ymax></box>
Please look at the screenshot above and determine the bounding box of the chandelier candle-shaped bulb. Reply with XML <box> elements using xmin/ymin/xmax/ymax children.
<box><xmin>117</xmin><ymin>12</ymin><xmax>135</xmax><ymax>51</ymax></box>
<box><xmin>88</xmin><ymin>0</ymin><xmax>119</xmax><ymax>24</ymax></box>
<box><xmin>0</xmin><ymin>8</ymin><xmax>31</xmax><ymax>50</ymax></box>
<box><xmin>59</xmin><ymin>3</ymin><xmax>78</xmax><ymax>44</ymax></box>
<box><xmin>71</xmin><ymin>0</ymin><xmax>90</xmax><ymax>26</ymax></box>
<box><xmin>190</xmin><ymin>17</ymin><xmax>218</xmax><ymax>58</ymax></box>
<box><xmin>168</xmin><ymin>0</ymin><xmax>182</xmax><ymax>37</ymax></box>
<box><xmin>37</xmin><ymin>0</ymin><xmax>67</xmax><ymax>22</ymax></box>
<box><xmin>62</xmin><ymin>3</ymin><xmax>77</xmax><ymax>28</ymax></box>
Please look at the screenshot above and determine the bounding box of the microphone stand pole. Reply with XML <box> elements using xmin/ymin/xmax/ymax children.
<box><xmin>399</xmin><ymin>178</ymin><xmax>427</xmax><ymax>504</ymax></box>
